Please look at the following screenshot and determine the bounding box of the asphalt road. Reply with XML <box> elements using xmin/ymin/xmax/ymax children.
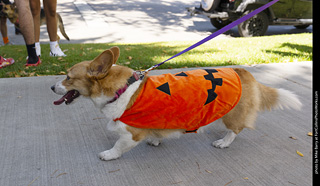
<box><xmin>3</xmin><ymin>0</ymin><xmax>312</xmax><ymax>45</ymax></box>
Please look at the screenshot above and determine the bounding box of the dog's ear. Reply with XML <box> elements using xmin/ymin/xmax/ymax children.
<box><xmin>109</xmin><ymin>46</ymin><xmax>120</xmax><ymax>64</ymax></box>
<box><xmin>87</xmin><ymin>50</ymin><xmax>114</xmax><ymax>79</ymax></box>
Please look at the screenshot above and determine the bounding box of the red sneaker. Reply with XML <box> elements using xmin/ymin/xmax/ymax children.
<box><xmin>25</xmin><ymin>56</ymin><xmax>41</xmax><ymax>67</ymax></box>
<box><xmin>0</xmin><ymin>56</ymin><xmax>15</xmax><ymax>69</ymax></box>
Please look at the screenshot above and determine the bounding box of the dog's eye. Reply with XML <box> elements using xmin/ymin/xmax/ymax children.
<box><xmin>66</xmin><ymin>75</ymin><xmax>70</xmax><ymax>80</ymax></box>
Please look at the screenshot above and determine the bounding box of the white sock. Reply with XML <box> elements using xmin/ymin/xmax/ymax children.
<box><xmin>49</xmin><ymin>40</ymin><xmax>66</xmax><ymax>57</ymax></box>
<box><xmin>50</xmin><ymin>41</ymin><xmax>59</xmax><ymax>51</ymax></box>
<box><xmin>35</xmin><ymin>42</ymin><xmax>41</xmax><ymax>56</ymax></box>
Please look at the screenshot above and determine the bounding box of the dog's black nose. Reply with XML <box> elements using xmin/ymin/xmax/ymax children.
<box><xmin>51</xmin><ymin>85</ymin><xmax>55</xmax><ymax>92</ymax></box>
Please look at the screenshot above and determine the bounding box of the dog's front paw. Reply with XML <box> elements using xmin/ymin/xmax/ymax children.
<box><xmin>99</xmin><ymin>150</ymin><xmax>121</xmax><ymax>161</ymax></box>
<box><xmin>212</xmin><ymin>139</ymin><xmax>230</xmax><ymax>149</ymax></box>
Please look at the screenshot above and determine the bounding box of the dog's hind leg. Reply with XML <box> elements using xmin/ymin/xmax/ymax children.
<box><xmin>146</xmin><ymin>137</ymin><xmax>161</xmax><ymax>146</ymax></box>
<box><xmin>213</xmin><ymin>106</ymin><xmax>258</xmax><ymax>149</ymax></box>
<box><xmin>212</xmin><ymin>129</ymin><xmax>238</xmax><ymax>148</ymax></box>
<box><xmin>146</xmin><ymin>129</ymin><xmax>185</xmax><ymax>146</ymax></box>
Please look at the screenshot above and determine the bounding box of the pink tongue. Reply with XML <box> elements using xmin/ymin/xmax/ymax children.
<box><xmin>53</xmin><ymin>91</ymin><xmax>74</xmax><ymax>105</ymax></box>
<box><xmin>53</xmin><ymin>96</ymin><xmax>66</xmax><ymax>105</ymax></box>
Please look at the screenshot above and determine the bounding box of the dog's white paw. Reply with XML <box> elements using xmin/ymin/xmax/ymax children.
<box><xmin>146</xmin><ymin>138</ymin><xmax>161</xmax><ymax>147</ymax></box>
<box><xmin>99</xmin><ymin>150</ymin><xmax>121</xmax><ymax>161</ymax></box>
<box><xmin>212</xmin><ymin>131</ymin><xmax>237</xmax><ymax>149</ymax></box>
<box><xmin>212</xmin><ymin>139</ymin><xmax>230</xmax><ymax>149</ymax></box>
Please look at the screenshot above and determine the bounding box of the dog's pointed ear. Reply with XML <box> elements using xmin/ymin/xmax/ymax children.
<box><xmin>87</xmin><ymin>50</ymin><xmax>114</xmax><ymax>79</ymax></box>
<box><xmin>109</xmin><ymin>46</ymin><xmax>120</xmax><ymax>64</ymax></box>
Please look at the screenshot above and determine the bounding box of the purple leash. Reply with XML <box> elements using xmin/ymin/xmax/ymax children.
<box><xmin>142</xmin><ymin>0</ymin><xmax>279</xmax><ymax>74</ymax></box>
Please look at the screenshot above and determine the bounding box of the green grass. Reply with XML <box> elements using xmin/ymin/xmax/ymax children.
<box><xmin>0</xmin><ymin>33</ymin><xmax>312</xmax><ymax>78</ymax></box>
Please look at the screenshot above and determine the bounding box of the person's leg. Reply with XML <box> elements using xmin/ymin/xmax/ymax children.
<box><xmin>43</xmin><ymin>0</ymin><xmax>57</xmax><ymax>41</ymax></box>
<box><xmin>30</xmin><ymin>0</ymin><xmax>41</xmax><ymax>56</ymax></box>
<box><xmin>0</xmin><ymin>16</ymin><xmax>9</xmax><ymax>45</ymax></box>
<box><xmin>15</xmin><ymin>0</ymin><xmax>40</xmax><ymax>65</ymax></box>
<box><xmin>43</xmin><ymin>0</ymin><xmax>66</xmax><ymax>56</ymax></box>
<box><xmin>15</xmin><ymin>0</ymin><xmax>34</xmax><ymax>45</ymax></box>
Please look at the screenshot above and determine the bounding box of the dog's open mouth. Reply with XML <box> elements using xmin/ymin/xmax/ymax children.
<box><xmin>53</xmin><ymin>90</ymin><xmax>80</xmax><ymax>105</ymax></box>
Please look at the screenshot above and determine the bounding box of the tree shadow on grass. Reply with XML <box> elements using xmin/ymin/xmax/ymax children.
<box><xmin>264</xmin><ymin>43</ymin><xmax>312</xmax><ymax>59</ymax></box>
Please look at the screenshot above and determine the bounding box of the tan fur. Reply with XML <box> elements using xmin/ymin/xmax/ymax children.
<box><xmin>221</xmin><ymin>68</ymin><xmax>260</xmax><ymax>134</ymax></box>
<box><xmin>87</xmin><ymin>47</ymin><xmax>133</xmax><ymax>98</ymax></box>
<box><xmin>63</xmin><ymin>55</ymin><xmax>282</xmax><ymax>142</ymax></box>
<box><xmin>88</xmin><ymin>50</ymin><xmax>115</xmax><ymax>79</ymax></box>
<box><xmin>257</xmin><ymin>83</ymin><xmax>279</xmax><ymax>111</ymax></box>
<box><xmin>63</xmin><ymin>64</ymin><xmax>133</xmax><ymax>99</ymax></box>
<box><xmin>61</xmin><ymin>47</ymin><xmax>187</xmax><ymax>143</ymax></box>
<box><xmin>95</xmin><ymin>65</ymin><xmax>133</xmax><ymax>97</ymax></box>
<box><xmin>1</xmin><ymin>3</ymin><xmax>17</xmax><ymax>22</ymax></box>
<box><xmin>126</xmin><ymin>125</ymin><xmax>184</xmax><ymax>142</ymax></box>
<box><xmin>109</xmin><ymin>47</ymin><xmax>120</xmax><ymax>64</ymax></box>
<box><xmin>220</xmin><ymin>68</ymin><xmax>279</xmax><ymax>134</ymax></box>
<box><xmin>51</xmin><ymin>47</ymin><xmax>303</xmax><ymax>160</ymax></box>
<box><xmin>56</xmin><ymin>47</ymin><xmax>297</xmax><ymax>149</ymax></box>
<box><xmin>1</xmin><ymin>2</ymin><xmax>70</xmax><ymax>41</ymax></box>
<box><xmin>63</xmin><ymin>61</ymin><xmax>92</xmax><ymax>96</ymax></box>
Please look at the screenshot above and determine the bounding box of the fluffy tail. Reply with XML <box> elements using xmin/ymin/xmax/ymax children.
<box><xmin>258</xmin><ymin>83</ymin><xmax>302</xmax><ymax>111</ymax></box>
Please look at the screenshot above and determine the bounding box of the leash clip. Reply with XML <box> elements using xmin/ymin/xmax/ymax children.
<box><xmin>135</xmin><ymin>71</ymin><xmax>146</xmax><ymax>80</ymax></box>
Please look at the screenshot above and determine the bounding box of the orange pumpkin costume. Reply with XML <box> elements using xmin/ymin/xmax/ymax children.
<box><xmin>115</xmin><ymin>68</ymin><xmax>242</xmax><ymax>132</ymax></box>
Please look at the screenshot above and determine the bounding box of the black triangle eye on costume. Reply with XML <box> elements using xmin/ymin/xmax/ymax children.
<box><xmin>156</xmin><ymin>82</ymin><xmax>171</xmax><ymax>96</ymax></box>
<box><xmin>175</xmin><ymin>72</ymin><xmax>188</xmax><ymax>77</ymax></box>
<box><xmin>155</xmin><ymin>69</ymin><xmax>223</xmax><ymax>105</ymax></box>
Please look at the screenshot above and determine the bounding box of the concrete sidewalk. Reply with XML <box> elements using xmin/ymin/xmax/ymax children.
<box><xmin>0</xmin><ymin>61</ymin><xmax>312</xmax><ymax>186</ymax></box>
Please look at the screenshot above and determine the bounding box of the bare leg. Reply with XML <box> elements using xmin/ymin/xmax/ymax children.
<box><xmin>30</xmin><ymin>0</ymin><xmax>41</xmax><ymax>56</ymax></box>
<box><xmin>0</xmin><ymin>16</ymin><xmax>10</xmax><ymax>44</ymax></box>
<box><xmin>0</xmin><ymin>17</ymin><xmax>8</xmax><ymax>38</ymax></box>
<box><xmin>15</xmin><ymin>0</ymin><xmax>35</xmax><ymax>45</ymax></box>
<box><xmin>30</xmin><ymin>0</ymin><xmax>40</xmax><ymax>42</ymax></box>
<box><xmin>43</xmin><ymin>0</ymin><xmax>57</xmax><ymax>41</ymax></box>
<box><xmin>43</xmin><ymin>0</ymin><xmax>65</xmax><ymax>56</ymax></box>
<box><xmin>15</xmin><ymin>0</ymin><xmax>40</xmax><ymax>65</ymax></box>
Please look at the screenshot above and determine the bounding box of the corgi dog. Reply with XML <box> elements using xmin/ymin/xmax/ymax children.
<box><xmin>1</xmin><ymin>2</ymin><xmax>70</xmax><ymax>41</ymax></box>
<box><xmin>51</xmin><ymin>47</ymin><xmax>302</xmax><ymax>161</ymax></box>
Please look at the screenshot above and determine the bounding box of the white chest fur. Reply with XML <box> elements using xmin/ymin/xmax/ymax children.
<box><xmin>93</xmin><ymin>80</ymin><xmax>142</xmax><ymax>120</ymax></box>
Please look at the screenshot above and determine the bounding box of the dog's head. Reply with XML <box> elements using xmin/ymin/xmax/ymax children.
<box><xmin>51</xmin><ymin>46</ymin><xmax>132</xmax><ymax>105</ymax></box>
<box><xmin>1</xmin><ymin>2</ymin><xmax>16</xmax><ymax>19</ymax></box>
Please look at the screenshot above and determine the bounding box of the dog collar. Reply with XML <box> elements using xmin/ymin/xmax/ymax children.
<box><xmin>107</xmin><ymin>71</ymin><xmax>140</xmax><ymax>104</ymax></box>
